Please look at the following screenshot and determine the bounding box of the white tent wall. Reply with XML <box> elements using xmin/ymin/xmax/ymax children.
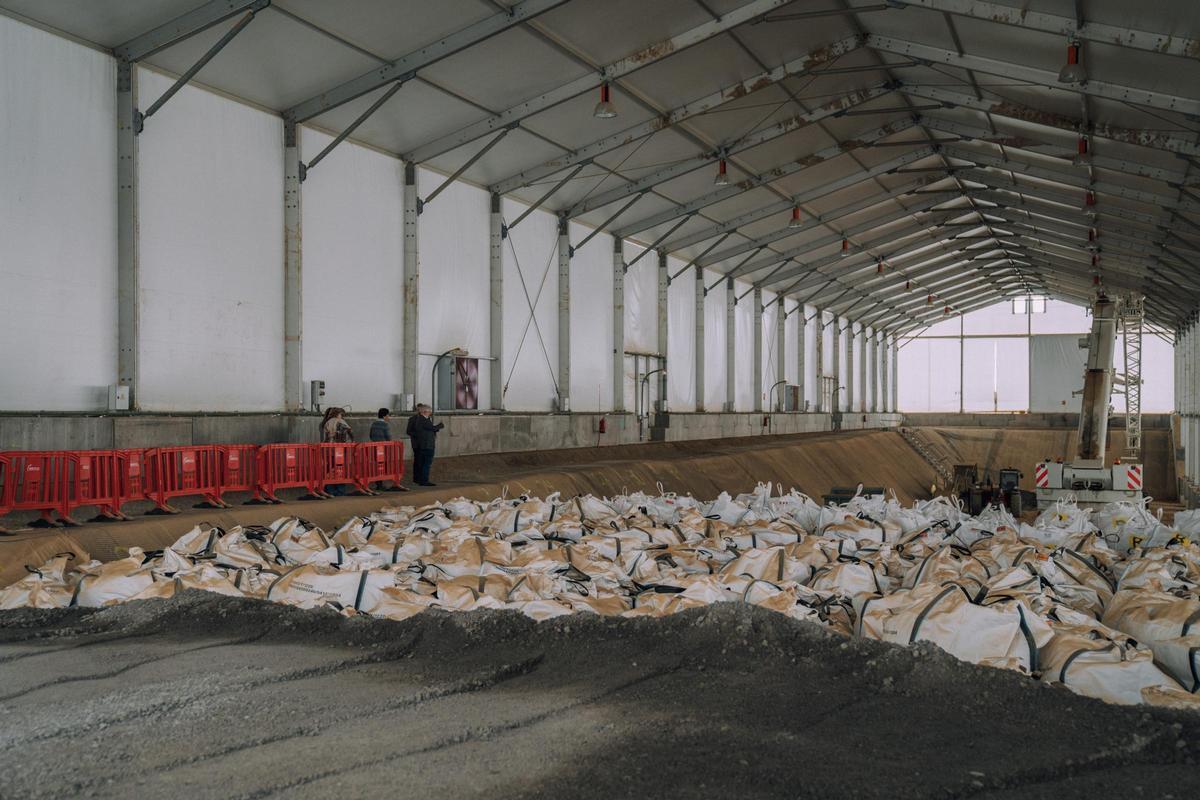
<box><xmin>499</xmin><ymin>197</ymin><xmax>559</xmax><ymax>412</ymax></box>
<box><xmin>898</xmin><ymin>338</ymin><xmax>962</xmax><ymax>413</ymax></box>
<box><xmin>0</xmin><ymin>18</ymin><xmax>116</xmax><ymax>412</ymax></box>
<box><xmin>761</xmin><ymin>289</ymin><xmax>778</xmax><ymax>409</ymax></box>
<box><xmin>702</xmin><ymin>270</ymin><xmax>727</xmax><ymax>411</ymax></box>
<box><xmin>733</xmin><ymin>279</ymin><xmax>754</xmax><ymax>411</ymax></box>
<box><xmin>784</xmin><ymin>299</ymin><xmax>799</xmax><ymax>387</ymax></box>
<box><xmin>1029</xmin><ymin>334</ymin><xmax>1086</xmax><ymax>412</ymax></box>
<box><xmin>419</xmin><ymin>167</ymin><xmax>490</xmax><ymax>410</ymax></box>
<box><xmin>301</xmin><ymin>130</ymin><xmax>404</xmax><ymax>413</ymax></box>
<box><xmin>804</xmin><ymin>306</ymin><xmax>818</xmax><ymax>410</ymax></box>
<box><xmin>666</xmin><ymin>255</ymin><xmax>696</xmax><ymax>412</ymax></box>
<box><xmin>568</xmin><ymin>224</ymin><xmax>613</xmax><ymax>413</ymax></box>
<box><xmin>136</xmin><ymin>68</ymin><xmax>283</xmax><ymax>412</ymax></box>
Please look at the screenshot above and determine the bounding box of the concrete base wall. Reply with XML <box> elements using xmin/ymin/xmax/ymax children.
<box><xmin>0</xmin><ymin>411</ymin><xmax>903</xmax><ymax>457</ymax></box>
<box><xmin>902</xmin><ymin>412</ymin><xmax>1172</xmax><ymax>430</ymax></box>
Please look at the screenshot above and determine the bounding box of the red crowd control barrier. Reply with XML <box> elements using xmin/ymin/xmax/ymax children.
<box><xmin>0</xmin><ymin>439</ymin><xmax>412</xmax><ymax>525</ymax></box>
<box><xmin>355</xmin><ymin>441</ymin><xmax>405</xmax><ymax>493</ymax></box>
<box><xmin>0</xmin><ymin>451</ymin><xmax>72</xmax><ymax>526</ymax></box>
<box><xmin>254</xmin><ymin>443</ymin><xmax>322</xmax><ymax>503</ymax></box>
<box><xmin>64</xmin><ymin>451</ymin><xmax>127</xmax><ymax>524</ymax></box>
<box><xmin>218</xmin><ymin>444</ymin><xmax>258</xmax><ymax>496</ymax></box>
<box><xmin>146</xmin><ymin>446</ymin><xmax>224</xmax><ymax>513</ymax></box>
<box><xmin>315</xmin><ymin>443</ymin><xmax>359</xmax><ymax>495</ymax></box>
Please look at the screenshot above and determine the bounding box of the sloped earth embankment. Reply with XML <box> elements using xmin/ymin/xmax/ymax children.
<box><xmin>1</xmin><ymin>592</ymin><xmax>1196</xmax><ymax>799</ymax></box>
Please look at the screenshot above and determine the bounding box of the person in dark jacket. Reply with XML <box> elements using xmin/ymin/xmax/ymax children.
<box><xmin>369</xmin><ymin>408</ymin><xmax>391</xmax><ymax>442</ymax></box>
<box><xmin>406</xmin><ymin>404</ymin><xmax>443</xmax><ymax>486</ymax></box>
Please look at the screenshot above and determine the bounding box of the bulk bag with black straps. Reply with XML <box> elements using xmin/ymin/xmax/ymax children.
<box><xmin>71</xmin><ymin>549</ymin><xmax>157</xmax><ymax>607</ymax></box>
<box><xmin>0</xmin><ymin>555</ymin><xmax>76</xmax><ymax>609</ymax></box>
<box><xmin>1102</xmin><ymin>589</ymin><xmax>1200</xmax><ymax>693</ymax></box>
<box><xmin>858</xmin><ymin>582</ymin><xmax>1052</xmax><ymax>673</ymax></box>
<box><xmin>265</xmin><ymin>565</ymin><xmax>397</xmax><ymax>611</ymax></box>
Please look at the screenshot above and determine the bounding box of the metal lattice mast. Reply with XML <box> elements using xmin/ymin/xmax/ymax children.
<box><xmin>1119</xmin><ymin>294</ymin><xmax>1145</xmax><ymax>460</ymax></box>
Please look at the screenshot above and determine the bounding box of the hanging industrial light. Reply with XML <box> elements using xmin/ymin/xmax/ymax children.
<box><xmin>714</xmin><ymin>158</ymin><xmax>730</xmax><ymax>186</ymax></box>
<box><xmin>840</xmin><ymin>238</ymin><xmax>850</xmax><ymax>258</ymax></box>
<box><xmin>944</xmin><ymin>305</ymin><xmax>951</xmax><ymax>315</ymax></box>
<box><xmin>876</xmin><ymin>257</ymin><xmax>884</xmax><ymax>274</ymax></box>
<box><xmin>904</xmin><ymin>280</ymin><xmax>911</xmax><ymax>291</ymax></box>
<box><xmin>1058</xmin><ymin>41</ymin><xmax>1086</xmax><ymax>84</ymax></box>
<box><xmin>788</xmin><ymin>206</ymin><xmax>802</xmax><ymax>229</ymax></box>
<box><xmin>1082</xmin><ymin>189</ymin><xmax>1096</xmax><ymax>210</ymax></box>
<box><xmin>593</xmin><ymin>83</ymin><xmax>618</xmax><ymax>119</ymax></box>
<box><xmin>926</xmin><ymin>294</ymin><xmax>933</xmax><ymax>306</ymax></box>
<box><xmin>1073</xmin><ymin>135</ymin><xmax>1091</xmax><ymax>166</ymax></box>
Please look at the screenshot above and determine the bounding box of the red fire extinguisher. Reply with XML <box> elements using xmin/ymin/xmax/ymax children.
<box><xmin>598</xmin><ymin>416</ymin><xmax>607</xmax><ymax>434</ymax></box>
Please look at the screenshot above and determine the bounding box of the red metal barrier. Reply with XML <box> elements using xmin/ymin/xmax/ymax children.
<box><xmin>0</xmin><ymin>451</ymin><xmax>71</xmax><ymax>526</ymax></box>
<box><xmin>218</xmin><ymin>444</ymin><xmax>258</xmax><ymax>497</ymax></box>
<box><xmin>315</xmin><ymin>442</ymin><xmax>359</xmax><ymax>495</ymax></box>
<box><xmin>354</xmin><ymin>441</ymin><xmax>405</xmax><ymax>493</ymax></box>
<box><xmin>145</xmin><ymin>446</ymin><xmax>224</xmax><ymax>513</ymax></box>
<box><xmin>254</xmin><ymin>443</ymin><xmax>322</xmax><ymax>503</ymax></box>
<box><xmin>63</xmin><ymin>451</ymin><xmax>126</xmax><ymax>523</ymax></box>
<box><xmin>115</xmin><ymin>449</ymin><xmax>150</xmax><ymax>509</ymax></box>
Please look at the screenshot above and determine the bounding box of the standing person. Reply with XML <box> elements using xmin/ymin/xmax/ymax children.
<box><xmin>320</xmin><ymin>407</ymin><xmax>354</xmax><ymax>496</ymax></box>
<box><xmin>368</xmin><ymin>408</ymin><xmax>407</xmax><ymax>492</ymax></box>
<box><xmin>406</xmin><ymin>404</ymin><xmax>444</xmax><ymax>487</ymax></box>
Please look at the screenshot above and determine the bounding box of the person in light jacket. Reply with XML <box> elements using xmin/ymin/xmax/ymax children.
<box><xmin>406</xmin><ymin>404</ymin><xmax>443</xmax><ymax>487</ymax></box>
<box><xmin>320</xmin><ymin>407</ymin><xmax>354</xmax><ymax>496</ymax></box>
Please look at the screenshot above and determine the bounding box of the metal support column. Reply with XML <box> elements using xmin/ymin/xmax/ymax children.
<box><xmin>752</xmin><ymin>288</ymin><xmax>763</xmax><ymax>413</ymax></box>
<box><xmin>694</xmin><ymin>265</ymin><xmax>705</xmax><ymax>412</ymax></box>
<box><xmin>877</xmin><ymin>331</ymin><xmax>887</xmax><ymax>414</ymax></box>
<box><xmin>557</xmin><ymin>216</ymin><xmax>571</xmax><ymax>412</ymax></box>
<box><xmin>775</xmin><ymin>297</ymin><xmax>786</xmax><ymax>411</ymax></box>
<box><xmin>117</xmin><ymin>60</ymin><xmax>140</xmax><ymax>408</ymax></box>
<box><xmin>845</xmin><ymin>321</ymin><xmax>855</xmax><ymax>414</ymax></box>
<box><xmin>831</xmin><ymin>315</ymin><xmax>841</xmax><ymax>412</ymax></box>
<box><xmin>858</xmin><ymin>326</ymin><xmax>867</xmax><ymax>413</ymax></box>
<box><xmin>283</xmin><ymin>119</ymin><xmax>303</xmax><ymax>410</ymax></box>
<box><xmin>403</xmin><ymin>162</ymin><xmax>420</xmax><ymax>406</ymax></box>
<box><xmin>489</xmin><ymin>192</ymin><xmax>504</xmax><ymax>410</ymax></box>
<box><xmin>657</xmin><ymin>250</ymin><xmax>669</xmax><ymax>413</ymax></box>
<box><xmin>812</xmin><ymin>310</ymin><xmax>824</xmax><ymax>413</ymax></box>
<box><xmin>890</xmin><ymin>335</ymin><xmax>899</xmax><ymax>413</ymax></box>
<box><xmin>725</xmin><ymin>277</ymin><xmax>736</xmax><ymax>412</ymax></box>
<box><xmin>612</xmin><ymin>237</ymin><xmax>625</xmax><ymax>412</ymax></box>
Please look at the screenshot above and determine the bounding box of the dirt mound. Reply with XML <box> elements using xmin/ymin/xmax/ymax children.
<box><xmin>1</xmin><ymin>592</ymin><xmax>1197</xmax><ymax>799</ymax></box>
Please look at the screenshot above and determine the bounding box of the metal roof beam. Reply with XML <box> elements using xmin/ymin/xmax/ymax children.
<box><xmin>404</xmin><ymin>0</ymin><xmax>793</xmax><ymax>163</ymax></box>
<box><xmin>898</xmin><ymin>0</ymin><xmax>1200</xmax><ymax>61</ymax></box>
<box><xmin>488</xmin><ymin>34</ymin><xmax>865</xmax><ymax>194</ymax></box>
<box><xmin>572</xmin><ymin>87</ymin><xmax>904</xmax><ymax>220</ymax></box>
<box><xmin>282</xmin><ymin>0</ymin><xmax>571</xmax><ymax>123</ymax></box>
<box><xmin>868</xmin><ymin>34</ymin><xmax>1200</xmax><ymax>118</ymax></box>
<box><xmin>957</xmin><ymin>170</ymin><xmax>1176</xmax><ymax>228</ymax></box>
<box><xmin>662</xmin><ymin>148</ymin><xmax>938</xmax><ymax>252</ymax></box>
<box><xmin>114</xmin><ymin>0</ymin><xmax>268</xmax><ymax>62</ymax></box>
<box><xmin>944</xmin><ymin>144</ymin><xmax>1200</xmax><ymax>212</ymax></box>
<box><xmin>903</xmin><ymin>85</ymin><xmax>1200</xmax><ymax>158</ymax></box>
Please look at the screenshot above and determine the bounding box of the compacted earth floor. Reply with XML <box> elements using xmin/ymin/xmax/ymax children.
<box><xmin>0</xmin><ymin>593</ymin><xmax>1197</xmax><ymax>799</ymax></box>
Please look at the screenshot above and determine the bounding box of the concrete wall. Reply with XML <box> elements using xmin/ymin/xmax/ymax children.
<box><xmin>0</xmin><ymin>411</ymin><xmax>902</xmax><ymax>457</ymax></box>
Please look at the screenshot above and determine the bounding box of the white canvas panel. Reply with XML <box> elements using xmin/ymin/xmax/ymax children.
<box><xmin>667</xmin><ymin>256</ymin><xmax>696</xmax><ymax>411</ymax></box>
<box><xmin>137</xmin><ymin>68</ymin><xmax>283</xmax><ymax>411</ymax></box>
<box><xmin>898</xmin><ymin>338</ymin><xmax>961</xmax><ymax>412</ymax></box>
<box><xmin>569</xmin><ymin>223</ymin><xmax>613</xmax><ymax>412</ymax></box>
<box><xmin>418</xmin><ymin>167</ymin><xmax>490</xmax><ymax>409</ymax></box>
<box><xmin>302</xmin><ymin>130</ymin><xmax>404</xmax><ymax>412</ymax></box>
<box><xmin>784</xmin><ymin>299</ymin><xmax>799</xmax><ymax>386</ymax></box>
<box><xmin>1029</xmin><ymin>334</ymin><xmax>1085</xmax><ymax>412</ymax></box>
<box><xmin>804</xmin><ymin>305</ymin><xmax>818</xmax><ymax>408</ymax></box>
<box><xmin>624</xmin><ymin>247</ymin><xmax>657</xmax><ymax>355</ymax></box>
<box><xmin>500</xmin><ymin>198</ymin><xmax>559</xmax><ymax>411</ymax></box>
<box><xmin>762</xmin><ymin>291</ymin><xmax>779</xmax><ymax>403</ymax></box>
<box><xmin>0</xmin><ymin>18</ymin><xmax>117</xmax><ymax>411</ymax></box>
<box><xmin>703</xmin><ymin>270</ymin><xmax>726</xmax><ymax>411</ymax></box>
<box><xmin>734</xmin><ymin>279</ymin><xmax>753</xmax><ymax>411</ymax></box>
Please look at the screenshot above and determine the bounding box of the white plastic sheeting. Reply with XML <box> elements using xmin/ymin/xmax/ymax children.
<box><xmin>568</xmin><ymin>224</ymin><xmax>613</xmax><ymax>413</ymax></box>
<box><xmin>734</xmin><ymin>279</ymin><xmax>754</xmax><ymax>411</ymax></box>
<box><xmin>500</xmin><ymin>198</ymin><xmax>559</xmax><ymax>411</ymax></box>
<box><xmin>137</xmin><ymin>68</ymin><xmax>284</xmax><ymax>411</ymax></box>
<box><xmin>898</xmin><ymin>338</ymin><xmax>962</xmax><ymax>412</ymax></box>
<box><xmin>0</xmin><ymin>18</ymin><xmax>116</xmax><ymax>411</ymax></box>
<box><xmin>667</xmin><ymin>255</ymin><xmax>696</xmax><ymax>411</ymax></box>
<box><xmin>803</xmin><ymin>306</ymin><xmax>819</xmax><ymax>410</ymax></box>
<box><xmin>302</xmin><ymin>130</ymin><xmax>404</xmax><ymax>412</ymax></box>
<box><xmin>419</xmin><ymin>167</ymin><xmax>490</xmax><ymax>409</ymax></box>
<box><xmin>623</xmin><ymin>247</ymin><xmax>657</xmax><ymax>355</ymax></box>
<box><xmin>1029</xmin><ymin>334</ymin><xmax>1086</xmax><ymax>412</ymax></box>
<box><xmin>702</xmin><ymin>270</ymin><xmax>727</xmax><ymax>411</ymax></box>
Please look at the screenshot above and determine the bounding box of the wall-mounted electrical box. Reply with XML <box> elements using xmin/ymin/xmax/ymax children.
<box><xmin>108</xmin><ymin>385</ymin><xmax>130</xmax><ymax>411</ymax></box>
<box><xmin>309</xmin><ymin>379</ymin><xmax>326</xmax><ymax>411</ymax></box>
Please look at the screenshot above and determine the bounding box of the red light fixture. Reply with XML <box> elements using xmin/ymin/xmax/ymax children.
<box><xmin>1083</xmin><ymin>190</ymin><xmax>1096</xmax><ymax>209</ymax></box>
<box><xmin>1058</xmin><ymin>42</ymin><xmax>1086</xmax><ymax>84</ymax></box>
<box><xmin>926</xmin><ymin>294</ymin><xmax>933</xmax><ymax>306</ymax></box>
<box><xmin>1073</xmin><ymin>135</ymin><xmax>1091</xmax><ymax>166</ymax></box>
<box><xmin>714</xmin><ymin>158</ymin><xmax>730</xmax><ymax>186</ymax></box>
<box><xmin>877</xmin><ymin>257</ymin><xmax>884</xmax><ymax>274</ymax></box>
<box><xmin>840</xmin><ymin>238</ymin><xmax>850</xmax><ymax>258</ymax></box>
<box><xmin>593</xmin><ymin>83</ymin><xmax>617</xmax><ymax>119</ymax></box>
<box><xmin>905</xmin><ymin>280</ymin><xmax>911</xmax><ymax>291</ymax></box>
<box><xmin>788</xmin><ymin>206</ymin><xmax>802</xmax><ymax>229</ymax></box>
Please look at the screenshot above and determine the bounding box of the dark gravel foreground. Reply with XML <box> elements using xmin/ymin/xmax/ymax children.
<box><xmin>0</xmin><ymin>593</ymin><xmax>1196</xmax><ymax>799</ymax></box>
